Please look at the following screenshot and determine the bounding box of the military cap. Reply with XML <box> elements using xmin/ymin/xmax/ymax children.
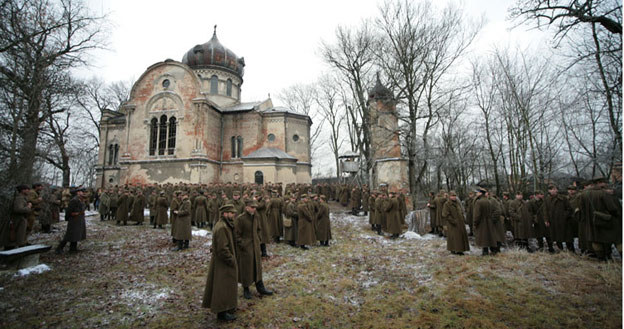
<box><xmin>233</xmin><ymin>191</ymin><xmax>241</xmax><ymax>196</ymax></box>
<box><xmin>593</xmin><ymin>177</ymin><xmax>608</xmax><ymax>184</ymax></box>
<box><xmin>547</xmin><ymin>185</ymin><xmax>557</xmax><ymax>190</ymax></box>
<box><xmin>244</xmin><ymin>199</ymin><xmax>258</xmax><ymax>207</ymax></box>
<box><xmin>219</xmin><ymin>204</ymin><xmax>236</xmax><ymax>213</ymax></box>
<box><xmin>534</xmin><ymin>190</ymin><xmax>544</xmax><ymax>195</ymax></box>
<box><xmin>449</xmin><ymin>190</ymin><xmax>457</xmax><ymax>196</ymax></box>
<box><xmin>476</xmin><ymin>187</ymin><xmax>487</xmax><ymax>194</ymax></box>
<box><xmin>439</xmin><ymin>189</ymin><xmax>447</xmax><ymax>194</ymax></box>
<box><xmin>566</xmin><ymin>185</ymin><xmax>577</xmax><ymax>191</ymax></box>
<box><xmin>16</xmin><ymin>185</ymin><xmax>30</xmax><ymax>192</ymax></box>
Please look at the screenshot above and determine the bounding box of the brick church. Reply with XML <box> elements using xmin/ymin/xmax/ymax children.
<box><xmin>95</xmin><ymin>28</ymin><xmax>312</xmax><ymax>187</ymax></box>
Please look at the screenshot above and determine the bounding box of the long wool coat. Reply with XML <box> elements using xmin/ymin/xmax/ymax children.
<box><xmin>235</xmin><ymin>210</ymin><xmax>263</xmax><ymax>287</ymax></box>
<box><xmin>173</xmin><ymin>199</ymin><xmax>192</xmax><ymax>241</ymax></box>
<box><xmin>473</xmin><ymin>195</ymin><xmax>499</xmax><ymax>248</ymax></box>
<box><xmin>129</xmin><ymin>193</ymin><xmax>146</xmax><ymax>223</ymax></box>
<box><xmin>116</xmin><ymin>193</ymin><xmax>129</xmax><ymax>223</ymax></box>
<box><xmin>529</xmin><ymin>198</ymin><xmax>549</xmax><ymax>239</ymax></box>
<box><xmin>193</xmin><ymin>195</ymin><xmax>209</xmax><ymax>224</ymax></box>
<box><xmin>202</xmin><ymin>217</ymin><xmax>238</xmax><ymax>313</ymax></box>
<box><xmin>64</xmin><ymin>196</ymin><xmax>87</xmax><ymax>242</ymax></box>
<box><xmin>383</xmin><ymin>197</ymin><xmax>403</xmax><ymax>235</ymax></box>
<box><xmin>315</xmin><ymin>202</ymin><xmax>331</xmax><ymax>241</ymax></box>
<box><xmin>441</xmin><ymin>199</ymin><xmax>470</xmax><ymax>252</ymax></box>
<box><xmin>508</xmin><ymin>199</ymin><xmax>533</xmax><ymax>240</ymax></box>
<box><xmin>296</xmin><ymin>201</ymin><xmax>316</xmax><ymax>246</ymax></box>
<box><xmin>155</xmin><ymin>196</ymin><xmax>169</xmax><ymax>226</ymax></box>
<box><xmin>544</xmin><ymin>193</ymin><xmax>573</xmax><ymax>243</ymax></box>
<box><xmin>283</xmin><ymin>200</ymin><xmax>298</xmax><ymax>242</ymax></box>
<box><xmin>267</xmin><ymin>197</ymin><xmax>283</xmax><ymax>238</ymax></box>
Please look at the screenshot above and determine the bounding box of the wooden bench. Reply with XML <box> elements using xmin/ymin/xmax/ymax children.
<box><xmin>0</xmin><ymin>244</ymin><xmax>51</xmax><ymax>270</ymax></box>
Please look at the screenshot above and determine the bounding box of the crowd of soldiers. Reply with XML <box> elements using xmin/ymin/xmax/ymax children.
<box><xmin>428</xmin><ymin>177</ymin><xmax>622</xmax><ymax>259</ymax></box>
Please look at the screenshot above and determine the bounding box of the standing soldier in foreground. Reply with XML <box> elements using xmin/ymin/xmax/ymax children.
<box><xmin>442</xmin><ymin>191</ymin><xmax>470</xmax><ymax>255</ymax></box>
<box><xmin>55</xmin><ymin>188</ymin><xmax>87</xmax><ymax>254</ymax></box>
<box><xmin>1</xmin><ymin>185</ymin><xmax>32</xmax><ymax>250</ymax></box>
<box><xmin>315</xmin><ymin>195</ymin><xmax>331</xmax><ymax>246</ymax></box>
<box><xmin>235</xmin><ymin>200</ymin><xmax>273</xmax><ymax>299</ymax></box>
<box><xmin>173</xmin><ymin>191</ymin><xmax>192</xmax><ymax>251</ymax></box>
<box><xmin>473</xmin><ymin>188</ymin><xmax>499</xmax><ymax>255</ymax></box>
<box><xmin>98</xmin><ymin>189</ymin><xmax>110</xmax><ymax>221</ymax></box>
<box><xmin>202</xmin><ymin>204</ymin><xmax>238</xmax><ymax>321</ymax></box>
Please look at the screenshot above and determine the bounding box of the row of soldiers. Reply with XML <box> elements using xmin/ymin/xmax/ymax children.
<box><xmin>96</xmin><ymin>183</ymin><xmax>333</xmax><ymax>252</ymax></box>
<box><xmin>428</xmin><ymin>177</ymin><xmax>621</xmax><ymax>259</ymax></box>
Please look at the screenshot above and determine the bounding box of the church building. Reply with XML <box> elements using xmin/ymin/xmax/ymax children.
<box><xmin>95</xmin><ymin>28</ymin><xmax>312</xmax><ymax>187</ymax></box>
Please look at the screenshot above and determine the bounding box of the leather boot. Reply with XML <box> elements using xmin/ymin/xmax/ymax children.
<box><xmin>482</xmin><ymin>247</ymin><xmax>489</xmax><ymax>256</ymax></box>
<box><xmin>255</xmin><ymin>281</ymin><xmax>273</xmax><ymax>296</ymax></box>
<box><xmin>173</xmin><ymin>240</ymin><xmax>183</xmax><ymax>251</ymax></box>
<box><xmin>184</xmin><ymin>240</ymin><xmax>189</xmax><ymax>249</ymax></box>
<box><xmin>261</xmin><ymin>243</ymin><xmax>268</xmax><ymax>257</ymax></box>
<box><xmin>217</xmin><ymin>311</ymin><xmax>236</xmax><ymax>321</ymax></box>
<box><xmin>243</xmin><ymin>287</ymin><xmax>252</xmax><ymax>299</ymax></box>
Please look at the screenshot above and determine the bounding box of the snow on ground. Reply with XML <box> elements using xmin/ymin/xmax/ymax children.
<box><xmin>402</xmin><ymin>231</ymin><xmax>439</xmax><ymax>240</ymax></box>
<box><xmin>15</xmin><ymin>264</ymin><xmax>51</xmax><ymax>277</ymax></box>
<box><xmin>192</xmin><ymin>229</ymin><xmax>211</xmax><ymax>237</ymax></box>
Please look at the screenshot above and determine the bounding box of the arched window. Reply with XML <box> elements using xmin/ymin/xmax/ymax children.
<box><xmin>226</xmin><ymin>79</ymin><xmax>232</xmax><ymax>96</ymax></box>
<box><xmin>158</xmin><ymin>115</ymin><xmax>167</xmax><ymax>155</ymax></box>
<box><xmin>113</xmin><ymin>144</ymin><xmax>119</xmax><ymax>164</ymax></box>
<box><xmin>149</xmin><ymin>118</ymin><xmax>158</xmax><ymax>155</ymax></box>
<box><xmin>210</xmin><ymin>75</ymin><xmax>218</xmax><ymax>94</ymax></box>
<box><xmin>231</xmin><ymin>136</ymin><xmax>236</xmax><ymax>158</ymax></box>
<box><xmin>254</xmin><ymin>171</ymin><xmax>264</xmax><ymax>185</ymax></box>
<box><xmin>168</xmin><ymin>116</ymin><xmax>176</xmax><ymax>155</ymax></box>
<box><xmin>108</xmin><ymin>144</ymin><xmax>114</xmax><ymax>165</ymax></box>
<box><xmin>237</xmin><ymin>136</ymin><xmax>243</xmax><ymax>158</ymax></box>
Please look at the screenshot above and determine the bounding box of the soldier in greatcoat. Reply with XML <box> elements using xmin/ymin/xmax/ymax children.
<box><xmin>544</xmin><ymin>185</ymin><xmax>574</xmax><ymax>252</ymax></box>
<box><xmin>1</xmin><ymin>185</ymin><xmax>32</xmax><ymax>249</ymax></box>
<box><xmin>173</xmin><ymin>191</ymin><xmax>192</xmax><ymax>250</ymax></box>
<box><xmin>434</xmin><ymin>190</ymin><xmax>448</xmax><ymax>236</ymax></box>
<box><xmin>442</xmin><ymin>191</ymin><xmax>470</xmax><ymax>255</ymax></box>
<box><xmin>473</xmin><ymin>188</ymin><xmax>499</xmax><ymax>255</ymax></box>
<box><xmin>155</xmin><ymin>191</ymin><xmax>169</xmax><ymax>230</ymax></box>
<box><xmin>129</xmin><ymin>189</ymin><xmax>146</xmax><ymax>225</ymax></box>
<box><xmin>350</xmin><ymin>187</ymin><xmax>361</xmax><ymax>215</ymax></box>
<box><xmin>384</xmin><ymin>191</ymin><xmax>403</xmax><ymax>238</ymax></box>
<box><xmin>427</xmin><ymin>192</ymin><xmax>437</xmax><ymax>234</ymax></box>
<box><xmin>508</xmin><ymin>192</ymin><xmax>534</xmax><ymax>251</ymax></box>
<box><xmin>267</xmin><ymin>191</ymin><xmax>283</xmax><ymax>243</ymax></box>
<box><xmin>148</xmin><ymin>190</ymin><xmax>158</xmax><ymax>225</ymax></box>
<box><xmin>315</xmin><ymin>195</ymin><xmax>331</xmax><ymax>246</ymax></box>
<box><xmin>296</xmin><ymin>195</ymin><xmax>316</xmax><ymax>249</ymax></box>
<box><xmin>193</xmin><ymin>190</ymin><xmax>209</xmax><ymax>229</ymax></box>
<box><xmin>55</xmin><ymin>188</ymin><xmax>87</xmax><ymax>253</ymax></box>
<box><xmin>202</xmin><ymin>204</ymin><xmax>238</xmax><ymax>321</ymax></box>
<box><xmin>98</xmin><ymin>189</ymin><xmax>110</xmax><ymax>221</ymax></box>
<box><xmin>115</xmin><ymin>190</ymin><xmax>130</xmax><ymax>225</ymax></box>
<box><xmin>283</xmin><ymin>194</ymin><xmax>299</xmax><ymax>247</ymax></box>
<box><xmin>530</xmin><ymin>191</ymin><xmax>554</xmax><ymax>253</ymax></box>
<box><xmin>108</xmin><ymin>189</ymin><xmax>118</xmax><ymax>221</ymax></box>
<box><xmin>235</xmin><ymin>200</ymin><xmax>273</xmax><ymax>299</ymax></box>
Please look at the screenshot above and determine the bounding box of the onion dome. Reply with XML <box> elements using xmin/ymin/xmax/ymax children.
<box><xmin>182</xmin><ymin>25</ymin><xmax>245</xmax><ymax>78</ymax></box>
<box><xmin>368</xmin><ymin>72</ymin><xmax>393</xmax><ymax>100</ymax></box>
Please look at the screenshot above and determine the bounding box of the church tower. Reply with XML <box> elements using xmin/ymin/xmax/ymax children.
<box><xmin>368</xmin><ymin>74</ymin><xmax>408</xmax><ymax>191</ymax></box>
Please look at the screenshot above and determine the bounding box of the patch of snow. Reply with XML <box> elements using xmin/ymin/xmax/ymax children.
<box><xmin>192</xmin><ymin>229</ymin><xmax>211</xmax><ymax>237</ymax></box>
<box><xmin>15</xmin><ymin>264</ymin><xmax>51</xmax><ymax>277</ymax></box>
<box><xmin>361</xmin><ymin>280</ymin><xmax>378</xmax><ymax>288</ymax></box>
<box><xmin>402</xmin><ymin>231</ymin><xmax>438</xmax><ymax>240</ymax></box>
<box><xmin>85</xmin><ymin>210</ymin><xmax>99</xmax><ymax>217</ymax></box>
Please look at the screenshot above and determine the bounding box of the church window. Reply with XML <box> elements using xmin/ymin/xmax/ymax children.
<box><xmin>114</xmin><ymin>144</ymin><xmax>119</xmax><ymax>164</ymax></box>
<box><xmin>231</xmin><ymin>136</ymin><xmax>236</xmax><ymax>158</ymax></box>
<box><xmin>237</xmin><ymin>136</ymin><xmax>243</xmax><ymax>158</ymax></box>
<box><xmin>158</xmin><ymin>115</ymin><xmax>167</xmax><ymax>155</ymax></box>
<box><xmin>108</xmin><ymin>144</ymin><xmax>114</xmax><ymax>165</ymax></box>
<box><xmin>292</xmin><ymin>134</ymin><xmax>300</xmax><ymax>142</ymax></box>
<box><xmin>162</xmin><ymin>79</ymin><xmax>170</xmax><ymax>89</ymax></box>
<box><xmin>149</xmin><ymin>118</ymin><xmax>158</xmax><ymax>155</ymax></box>
<box><xmin>168</xmin><ymin>116</ymin><xmax>177</xmax><ymax>155</ymax></box>
<box><xmin>226</xmin><ymin>79</ymin><xmax>232</xmax><ymax>96</ymax></box>
<box><xmin>210</xmin><ymin>75</ymin><xmax>218</xmax><ymax>94</ymax></box>
<box><xmin>267</xmin><ymin>133</ymin><xmax>275</xmax><ymax>142</ymax></box>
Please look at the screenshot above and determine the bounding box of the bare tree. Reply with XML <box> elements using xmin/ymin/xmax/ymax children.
<box><xmin>316</xmin><ymin>74</ymin><xmax>346</xmax><ymax>177</ymax></box>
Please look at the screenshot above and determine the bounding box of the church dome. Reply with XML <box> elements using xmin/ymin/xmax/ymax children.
<box><xmin>182</xmin><ymin>26</ymin><xmax>245</xmax><ymax>78</ymax></box>
<box><xmin>369</xmin><ymin>73</ymin><xmax>393</xmax><ymax>100</ymax></box>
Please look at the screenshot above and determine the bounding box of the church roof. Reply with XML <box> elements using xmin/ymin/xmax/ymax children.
<box><xmin>221</xmin><ymin>101</ymin><xmax>263</xmax><ymax>113</ymax></box>
<box><xmin>261</xmin><ymin>106</ymin><xmax>298</xmax><ymax>114</ymax></box>
<box><xmin>242</xmin><ymin>147</ymin><xmax>297</xmax><ymax>160</ymax></box>
<box><xmin>181</xmin><ymin>26</ymin><xmax>245</xmax><ymax>78</ymax></box>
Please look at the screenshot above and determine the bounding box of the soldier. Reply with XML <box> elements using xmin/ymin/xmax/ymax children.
<box><xmin>148</xmin><ymin>190</ymin><xmax>158</xmax><ymax>225</ymax></box>
<box><xmin>202</xmin><ymin>204</ymin><xmax>238</xmax><ymax>321</ymax></box>
<box><xmin>98</xmin><ymin>188</ymin><xmax>110</xmax><ymax>221</ymax></box>
<box><xmin>1</xmin><ymin>185</ymin><xmax>32</xmax><ymax>250</ymax></box>
<box><xmin>235</xmin><ymin>200</ymin><xmax>273</xmax><ymax>299</ymax></box>
<box><xmin>108</xmin><ymin>188</ymin><xmax>119</xmax><ymax>222</ymax></box>
<box><xmin>369</xmin><ymin>191</ymin><xmax>378</xmax><ymax>232</ymax></box>
<box><xmin>578</xmin><ymin>178</ymin><xmax>622</xmax><ymax>260</ymax></box>
<box><xmin>55</xmin><ymin>188</ymin><xmax>87</xmax><ymax>254</ymax></box>
<box><xmin>129</xmin><ymin>189</ymin><xmax>146</xmax><ymax>225</ymax></box>
<box><xmin>434</xmin><ymin>190</ymin><xmax>448</xmax><ymax>237</ymax></box>
<box><xmin>376</xmin><ymin>192</ymin><xmax>387</xmax><ymax>234</ymax></box>
<box><xmin>155</xmin><ymin>191</ymin><xmax>169</xmax><ymax>230</ymax></box>
<box><xmin>384</xmin><ymin>191</ymin><xmax>403</xmax><ymax>239</ymax></box>
<box><xmin>38</xmin><ymin>184</ymin><xmax>53</xmax><ymax>233</ymax></box>
<box><xmin>350</xmin><ymin>186</ymin><xmax>361</xmax><ymax>215</ymax></box>
<box><xmin>544</xmin><ymin>185</ymin><xmax>574</xmax><ymax>252</ymax></box>
<box><xmin>116</xmin><ymin>190</ymin><xmax>130</xmax><ymax>225</ymax></box>
<box><xmin>464</xmin><ymin>191</ymin><xmax>475</xmax><ymax>236</ymax></box>
<box><xmin>442</xmin><ymin>191</ymin><xmax>470</xmax><ymax>255</ymax></box>
<box><xmin>194</xmin><ymin>190</ymin><xmax>209</xmax><ymax>229</ymax></box>
<box><xmin>362</xmin><ymin>186</ymin><xmax>370</xmax><ymax>216</ymax></box>
<box><xmin>27</xmin><ymin>183</ymin><xmax>44</xmax><ymax>236</ymax></box>
<box><xmin>508</xmin><ymin>192</ymin><xmax>533</xmax><ymax>251</ymax></box>
<box><xmin>267</xmin><ymin>191</ymin><xmax>283</xmax><ymax>243</ymax></box>
<box><xmin>208</xmin><ymin>193</ymin><xmax>219</xmax><ymax>230</ymax></box>
<box><xmin>316</xmin><ymin>195</ymin><xmax>331</xmax><ymax>246</ymax></box>
<box><xmin>473</xmin><ymin>188</ymin><xmax>499</xmax><ymax>255</ymax></box>
<box><xmin>530</xmin><ymin>191</ymin><xmax>554</xmax><ymax>253</ymax></box>
<box><xmin>296</xmin><ymin>194</ymin><xmax>316</xmax><ymax>250</ymax></box>
<box><xmin>173</xmin><ymin>191</ymin><xmax>192</xmax><ymax>251</ymax></box>
<box><xmin>283</xmin><ymin>194</ymin><xmax>299</xmax><ymax>247</ymax></box>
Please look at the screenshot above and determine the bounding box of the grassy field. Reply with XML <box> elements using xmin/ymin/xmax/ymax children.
<box><xmin>0</xmin><ymin>202</ymin><xmax>621</xmax><ymax>329</ymax></box>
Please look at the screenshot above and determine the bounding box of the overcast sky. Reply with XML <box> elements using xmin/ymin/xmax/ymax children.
<box><xmin>84</xmin><ymin>0</ymin><xmax>548</xmax><ymax>102</ymax></box>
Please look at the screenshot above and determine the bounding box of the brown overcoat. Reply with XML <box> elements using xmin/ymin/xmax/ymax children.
<box><xmin>202</xmin><ymin>217</ymin><xmax>238</xmax><ymax>313</ymax></box>
<box><xmin>173</xmin><ymin>199</ymin><xmax>192</xmax><ymax>241</ymax></box>
<box><xmin>234</xmin><ymin>210</ymin><xmax>263</xmax><ymax>287</ymax></box>
<box><xmin>442</xmin><ymin>199</ymin><xmax>470</xmax><ymax>252</ymax></box>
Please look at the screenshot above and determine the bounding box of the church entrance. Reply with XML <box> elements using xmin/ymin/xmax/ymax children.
<box><xmin>254</xmin><ymin>171</ymin><xmax>264</xmax><ymax>185</ymax></box>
